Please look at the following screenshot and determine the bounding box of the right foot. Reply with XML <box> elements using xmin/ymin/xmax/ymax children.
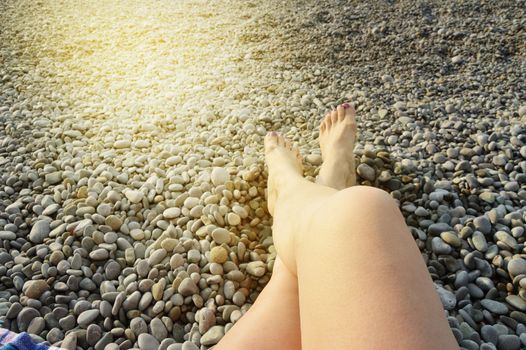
<box><xmin>317</xmin><ymin>103</ymin><xmax>357</xmax><ymax>189</ymax></box>
<box><xmin>264</xmin><ymin>131</ymin><xmax>304</xmax><ymax>216</ymax></box>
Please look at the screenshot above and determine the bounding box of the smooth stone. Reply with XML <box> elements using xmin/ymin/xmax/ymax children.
<box><xmin>431</xmin><ymin>237</ymin><xmax>452</xmax><ymax>255</ymax></box>
<box><xmin>209</xmin><ymin>246</ymin><xmax>228</xmax><ymax>264</ymax></box>
<box><xmin>498</xmin><ymin>334</ymin><xmax>521</xmax><ymax>350</ymax></box>
<box><xmin>181</xmin><ymin>341</ymin><xmax>199</xmax><ymax>350</ymax></box>
<box><xmin>29</xmin><ymin>220</ymin><xmax>50</xmax><ymax>243</ymax></box>
<box><xmin>227</xmin><ymin>213</ymin><xmax>241</xmax><ymax>226</ymax></box>
<box><xmin>474</xmin><ymin>216</ymin><xmax>492</xmax><ymax>235</ymax></box>
<box><xmin>125</xmin><ymin>190</ymin><xmax>144</xmax><ymax>204</ymax></box>
<box><xmin>89</xmin><ymin>249</ymin><xmax>109</xmax><ymax>261</ymax></box>
<box><xmin>24</xmin><ymin>280</ymin><xmax>49</xmax><ymax>299</ymax></box>
<box><xmin>480</xmin><ymin>299</ymin><xmax>508</xmax><ymax>314</ymax></box>
<box><xmin>508</xmin><ymin>258</ymin><xmax>526</xmax><ymax>278</ymax></box>
<box><xmin>472</xmin><ymin>231</ymin><xmax>488</xmax><ymax>252</ymax></box>
<box><xmin>435</xmin><ymin>284</ymin><xmax>456</xmax><ymax>310</ymax></box>
<box><xmin>178</xmin><ymin>278</ymin><xmax>198</xmax><ymax>297</ymax></box>
<box><xmin>163</xmin><ymin>208</ymin><xmax>181</xmax><ymax>219</ymax></box>
<box><xmin>138</xmin><ymin>333</ymin><xmax>160</xmax><ymax>350</ymax></box>
<box><xmin>481</xmin><ymin>324</ymin><xmax>499</xmax><ymax>345</ymax></box>
<box><xmin>150</xmin><ymin>318</ymin><xmax>168</xmax><ymax>341</ymax></box>
<box><xmin>131</xmin><ymin>317</ymin><xmax>148</xmax><ymax>336</ymax></box>
<box><xmin>211</xmin><ymin>228</ymin><xmax>230</xmax><ymax>244</ymax></box>
<box><xmin>0</xmin><ymin>231</ymin><xmax>16</xmax><ymax>240</ymax></box>
<box><xmin>211</xmin><ymin>167</ymin><xmax>229</xmax><ymax>186</ymax></box>
<box><xmin>246</xmin><ymin>261</ymin><xmax>266</xmax><ymax>277</ymax></box>
<box><xmin>200</xmin><ymin>325</ymin><xmax>225</xmax><ymax>346</ymax></box>
<box><xmin>148</xmin><ymin>249</ymin><xmax>167</xmax><ymax>266</ymax></box>
<box><xmin>505</xmin><ymin>295</ymin><xmax>526</xmax><ymax>312</ymax></box>
<box><xmin>17</xmin><ymin>307</ymin><xmax>40</xmax><ymax>331</ymax></box>
<box><xmin>357</xmin><ymin>163</ymin><xmax>375</xmax><ymax>181</ymax></box>
<box><xmin>77</xmin><ymin>309</ymin><xmax>100</xmax><ymax>327</ymax></box>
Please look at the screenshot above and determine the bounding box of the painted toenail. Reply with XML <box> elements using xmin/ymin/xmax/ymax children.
<box><xmin>270</xmin><ymin>131</ymin><xmax>278</xmax><ymax>137</ymax></box>
<box><xmin>342</xmin><ymin>103</ymin><xmax>350</xmax><ymax>109</ymax></box>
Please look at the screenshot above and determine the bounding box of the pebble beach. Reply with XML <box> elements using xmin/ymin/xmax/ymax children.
<box><xmin>0</xmin><ymin>0</ymin><xmax>525</xmax><ymax>349</ymax></box>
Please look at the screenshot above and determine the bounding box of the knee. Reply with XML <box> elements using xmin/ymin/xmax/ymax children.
<box><xmin>336</xmin><ymin>185</ymin><xmax>395</xmax><ymax>209</ymax></box>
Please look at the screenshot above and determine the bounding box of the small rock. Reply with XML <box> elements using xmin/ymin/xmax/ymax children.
<box><xmin>29</xmin><ymin>220</ymin><xmax>50</xmax><ymax>243</ymax></box>
<box><xmin>210</xmin><ymin>246</ymin><xmax>228</xmax><ymax>264</ymax></box>
<box><xmin>138</xmin><ymin>333</ymin><xmax>160</xmax><ymax>350</ymax></box>
<box><xmin>23</xmin><ymin>280</ymin><xmax>49</xmax><ymax>299</ymax></box>
<box><xmin>211</xmin><ymin>167</ymin><xmax>229</xmax><ymax>186</ymax></box>
<box><xmin>200</xmin><ymin>325</ymin><xmax>225</xmax><ymax>346</ymax></box>
<box><xmin>357</xmin><ymin>163</ymin><xmax>375</xmax><ymax>181</ymax></box>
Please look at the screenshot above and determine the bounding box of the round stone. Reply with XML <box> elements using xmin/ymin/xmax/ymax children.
<box><xmin>508</xmin><ymin>258</ymin><xmax>526</xmax><ymax>278</ymax></box>
<box><xmin>77</xmin><ymin>309</ymin><xmax>100</xmax><ymax>328</ymax></box>
<box><xmin>163</xmin><ymin>207</ymin><xmax>181</xmax><ymax>219</ymax></box>
<box><xmin>211</xmin><ymin>167</ymin><xmax>229</xmax><ymax>186</ymax></box>
<box><xmin>138</xmin><ymin>333</ymin><xmax>160</xmax><ymax>350</ymax></box>
<box><xmin>23</xmin><ymin>280</ymin><xmax>49</xmax><ymax>299</ymax></box>
<box><xmin>200</xmin><ymin>325</ymin><xmax>225</xmax><ymax>346</ymax></box>
<box><xmin>246</xmin><ymin>261</ymin><xmax>266</xmax><ymax>277</ymax></box>
<box><xmin>357</xmin><ymin>163</ymin><xmax>375</xmax><ymax>181</ymax></box>
<box><xmin>178</xmin><ymin>277</ymin><xmax>198</xmax><ymax>297</ymax></box>
<box><xmin>29</xmin><ymin>220</ymin><xmax>50</xmax><ymax>243</ymax></box>
<box><xmin>125</xmin><ymin>190</ymin><xmax>144</xmax><ymax>204</ymax></box>
<box><xmin>211</xmin><ymin>228</ymin><xmax>230</xmax><ymax>245</ymax></box>
<box><xmin>480</xmin><ymin>299</ymin><xmax>508</xmax><ymax>314</ymax></box>
<box><xmin>210</xmin><ymin>246</ymin><xmax>228</xmax><ymax>264</ymax></box>
<box><xmin>227</xmin><ymin>213</ymin><xmax>241</xmax><ymax>226</ymax></box>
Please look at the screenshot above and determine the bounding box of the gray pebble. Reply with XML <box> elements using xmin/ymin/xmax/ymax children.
<box><xmin>138</xmin><ymin>333</ymin><xmax>160</xmax><ymax>350</ymax></box>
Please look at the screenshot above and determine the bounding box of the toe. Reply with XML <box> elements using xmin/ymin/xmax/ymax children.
<box><xmin>320</xmin><ymin>120</ymin><xmax>326</xmax><ymax>132</ymax></box>
<box><xmin>284</xmin><ymin>138</ymin><xmax>292</xmax><ymax>150</ymax></box>
<box><xmin>330</xmin><ymin>109</ymin><xmax>338</xmax><ymax>125</ymax></box>
<box><xmin>324</xmin><ymin>112</ymin><xmax>332</xmax><ymax>128</ymax></box>
<box><xmin>265</xmin><ymin>131</ymin><xmax>279</xmax><ymax>152</ymax></box>
<box><xmin>337</xmin><ymin>104</ymin><xmax>345</xmax><ymax>121</ymax></box>
<box><xmin>276</xmin><ymin>133</ymin><xmax>286</xmax><ymax>147</ymax></box>
<box><xmin>345</xmin><ymin>103</ymin><xmax>357</xmax><ymax>131</ymax></box>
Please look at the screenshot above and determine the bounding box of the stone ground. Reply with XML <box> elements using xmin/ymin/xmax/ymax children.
<box><xmin>0</xmin><ymin>0</ymin><xmax>525</xmax><ymax>349</ymax></box>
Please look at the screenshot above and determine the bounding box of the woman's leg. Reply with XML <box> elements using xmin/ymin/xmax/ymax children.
<box><xmin>266</xmin><ymin>104</ymin><xmax>459</xmax><ymax>349</ymax></box>
<box><xmin>215</xmin><ymin>105</ymin><xmax>359</xmax><ymax>350</ymax></box>
<box><xmin>213</xmin><ymin>256</ymin><xmax>301</xmax><ymax>350</ymax></box>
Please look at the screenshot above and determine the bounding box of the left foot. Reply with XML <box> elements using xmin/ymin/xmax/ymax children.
<box><xmin>264</xmin><ymin>131</ymin><xmax>303</xmax><ymax>216</ymax></box>
<box><xmin>316</xmin><ymin>103</ymin><xmax>357</xmax><ymax>189</ymax></box>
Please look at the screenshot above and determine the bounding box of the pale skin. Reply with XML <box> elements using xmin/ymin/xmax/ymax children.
<box><xmin>215</xmin><ymin>104</ymin><xmax>459</xmax><ymax>349</ymax></box>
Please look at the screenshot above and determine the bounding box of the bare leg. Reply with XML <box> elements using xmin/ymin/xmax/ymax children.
<box><xmin>213</xmin><ymin>256</ymin><xmax>301</xmax><ymax>350</ymax></box>
<box><xmin>215</xmin><ymin>105</ymin><xmax>359</xmax><ymax>350</ymax></box>
<box><xmin>266</xmin><ymin>105</ymin><xmax>459</xmax><ymax>349</ymax></box>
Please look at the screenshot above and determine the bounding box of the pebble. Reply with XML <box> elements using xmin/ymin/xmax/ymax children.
<box><xmin>200</xmin><ymin>325</ymin><xmax>225</xmax><ymax>346</ymax></box>
<box><xmin>211</xmin><ymin>167</ymin><xmax>229</xmax><ymax>186</ymax></box>
<box><xmin>125</xmin><ymin>190</ymin><xmax>144</xmax><ymax>204</ymax></box>
<box><xmin>480</xmin><ymin>299</ymin><xmax>508</xmax><ymax>315</ymax></box>
<box><xmin>246</xmin><ymin>261</ymin><xmax>266</xmax><ymax>277</ymax></box>
<box><xmin>78</xmin><ymin>309</ymin><xmax>100</xmax><ymax>328</ymax></box>
<box><xmin>357</xmin><ymin>163</ymin><xmax>375</xmax><ymax>181</ymax></box>
<box><xmin>498</xmin><ymin>335</ymin><xmax>521</xmax><ymax>350</ymax></box>
<box><xmin>507</xmin><ymin>258</ymin><xmax>526</xmax><ymax>278</ymax></box>
<box><xmin>211</xmin><ymin>228</ymin><xmax>230</xmax><ymax>244</ymax></box>
<box><xmin>23</xmin><ymin>280</ymin><xmax>49</xmax><ymax>299</ymax></box>
<box><xmin>210</xmin><ymin>246</ymin><xmax>228</xmax><ymax>264</ymax></box>
<box><xmin>29</xmin><ymin>220</ymin><xmax>50</xmax><ymax>243</ymax></box>
<box><xmin>178</xmin><ymin>278</ymin><xmax>198</xmax><ymax>297</ymax></box>
<box><xmin>138</xmin><ymin>333</ymin><xmax>160</xmax><ymax>350</ymax></box>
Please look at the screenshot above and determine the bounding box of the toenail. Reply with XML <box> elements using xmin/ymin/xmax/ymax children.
<box><xmin>270</xmin><ymin>131</ymin><xmax>278</xmax><ymax>137</ymax></box>
<box><xmin>342</xmin><ymin>103</ymin><xmax>350</xmax><ymax>109</ymax></box>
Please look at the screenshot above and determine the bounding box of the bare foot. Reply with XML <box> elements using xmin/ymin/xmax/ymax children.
<box><xmin>264</xmin><ymin>131</ymin><xmax>303</xmax><ymax>216</ymax></box>
<box><xmin>316</xmin><ymin>103</ymin><xmax>357</xmax><ymax>189</ymax></box>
